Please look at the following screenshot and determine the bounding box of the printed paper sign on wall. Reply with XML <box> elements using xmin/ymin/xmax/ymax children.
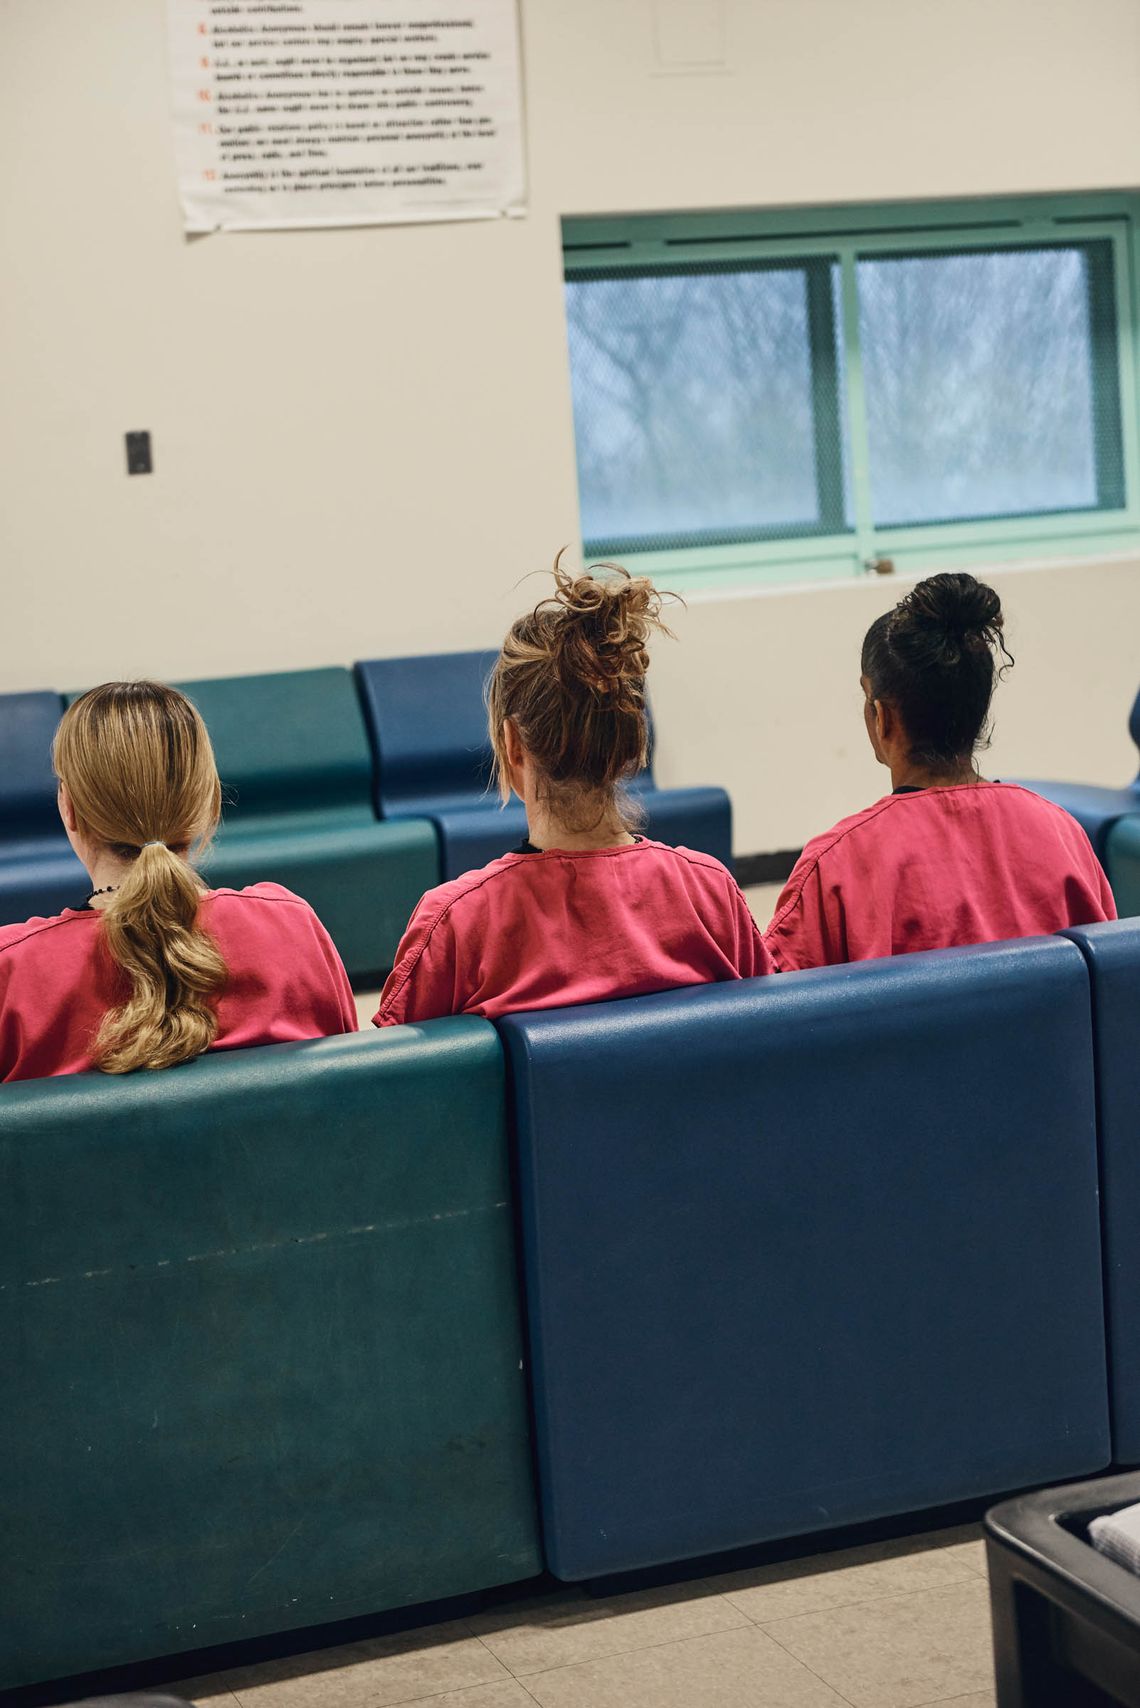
<box><xmin>168</xmin><ymin>0</ymin><xmax>526</xmax><ymax>231</ymax></box>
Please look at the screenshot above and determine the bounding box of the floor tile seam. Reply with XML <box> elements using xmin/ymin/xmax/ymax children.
<box><xmin>473</xmin><ymin>1604</ymin><xmax>758</xmax><ymax>1679</ymax></box>
<box><xmin>723</xmin><ymin>1567</ymin><xmax>981</xmax><ymax>1625</ymax></box>
<box><xmin>919</xmin><ymin>1689</ymin><xmax>997</xmax><ymax>1705</ymax></box>
<box><xmin>227</xmin><ymin>1654</ymin><xmax>514</xmax><ymax>1708</ymax></box>
<box><xmin>741</xmin><ymin>1620</ymin><xmax>862</xmax><ymax>1708</ymax></box>
<box><xmin>746</xmin><ymin>1573</ymin><xmax>988</xmax><ymax>1633</ymax></box>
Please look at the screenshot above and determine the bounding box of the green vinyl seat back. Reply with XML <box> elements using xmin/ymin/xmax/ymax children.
<box><xmin>0</xmin><ymin>1023</ymin><xmax>541</xmax><ymax>1688</ymax></box>
<box><xmin>1107</xmin><ymin>814</ymin><xmax>1140</xmax><ymax>918</ymax></box>
<box><xmin>175</xmin><ymin>667</ymin><xmax>376</xmax><ymax>826</ymax></box>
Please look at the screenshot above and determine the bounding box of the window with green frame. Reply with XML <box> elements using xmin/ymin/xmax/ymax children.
<box><xmin>562</xmin><ymin>194</ymin><xmax>1140</xmax><ymax>590</ymax></box>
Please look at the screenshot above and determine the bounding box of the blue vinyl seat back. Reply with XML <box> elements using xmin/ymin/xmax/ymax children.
<box><xmin>356</xmin><ymin>652</ymin><xmax>732</xmax><ymax>878</ymax></box>
<box><xmin>1062</xmin><ymin>917</ymin><xmax>1140</xmax><ymax>1460</ymax></box>
<box><xmin>356</xmin><ymin>649</ymin><xmax>665</xmax><ymax>819</ymax></box>
<box><xmin>0</xmin><ymin>1023</ymin><xmax>541</xmax><ymax>1687</ymax></box>
<box><xmin>0</xmin><ymin>692</ymin><xmax>66</xmax><ymax>837</ymax></box>
<box><xmin>499</xmin><ymin>937</ymin><xmax>1108</xmax><ymax>1580</ymax></box>
<box><xmin>1014</xmin><ymin>781</ymin><xmax>1140</xmax><ymax>859</ymax></box>
<box><xmin>1016</xmin><ymin>684</ymin><xmax>1140</xmax><ymax>857</ymax></box>
<box><xmin>357</xmin><ymin>650</ymin><xmax>514</xmax><ymax>817</ymax></box>
<box><xmin>0</xmin><ymin>692</ymin><xmax>87</xmax><ymax>925</ymax></box>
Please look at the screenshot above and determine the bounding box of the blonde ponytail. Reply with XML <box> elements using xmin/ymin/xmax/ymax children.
<box><xmin>53</xmin><ymin>682</ymin><xmax>227</xmax><ymax>1075</ymax></box>
<box><xmin>96</xmin><ymin>841</ymin><xmax>227</xmax><ymax>1073</ymax></box>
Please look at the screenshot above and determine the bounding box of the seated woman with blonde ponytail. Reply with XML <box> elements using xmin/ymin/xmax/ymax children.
<box><xmin>376</xmin><ymin>558</ymin><xmax>770</xmax><ymax>1027</ymax></box>
<box><xmin>0</xmin><ymin>681</ymin><xmax>357</xmax><ymax>1082</ymax></box>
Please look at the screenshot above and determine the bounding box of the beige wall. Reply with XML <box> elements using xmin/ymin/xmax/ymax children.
<box><xmin>3</xmin><ymin>0</ymin><xmax>1139</xmax><ymax>850</ymax></box>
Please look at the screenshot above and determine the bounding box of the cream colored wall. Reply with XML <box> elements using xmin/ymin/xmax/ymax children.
<box><xmin>3</xmin><ymin>0</ymin><xmax>1139</xmax><ymax>850</ymax></box>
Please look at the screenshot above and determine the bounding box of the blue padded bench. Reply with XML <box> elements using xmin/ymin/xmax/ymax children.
<box><xmin>499</xmin><ymin>937</ymin><xmax>1109</xmax><ymax>1580</ymax></box>
<box><xmin>0</xmin><ymin>1022</ymin><xmax>541</xmax><ymax>1688</ymax></box>
<box><xmin>1017</xmin><ymin>686</ymin><xmax>1140</xmax><ymax>859</ymax></box>
<box><xmin>166</xmin><ymin>668</ymin><xmax>438</xmax><ymax>981</ymax></box>
<box><xmin>1062</xmin><ymin>917</ymin><xmax>1140</xmax><ymax>1463</ymax></box>
<box><xmin>355</xmin><ymin>650</ymin><xmax>734</xmax><ymax>880</ymax></box>
<box><xmin>0</xmin><ymin>691</ymin><xmax>87</xmax><ymax>927</ymax></box>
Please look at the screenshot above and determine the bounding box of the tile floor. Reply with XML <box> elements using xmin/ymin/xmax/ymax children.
<box><xmin>352</xmin><ymin>883</ymin><xmax>786</xmax><ymax>1028</ymax></box>
<box><xmin>172</xmin><ymin>1521</ymin><xmax>996</xmax><ymax>1708</ymax></box>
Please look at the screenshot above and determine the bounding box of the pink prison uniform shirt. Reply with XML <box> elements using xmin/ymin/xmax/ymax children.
<box><xmin>764</xmin><ymin>782</ymin><xmax>1116</xmax><ymax>972</ymax></box>
<box><xmin>377</xmin><ymin>837</ymin><xmax>771</xmax><ymax>1026</ymax></box>
<box><xmin>0</xmin><ymin>882</ymin><xmax>358</xmax><ymax>1083</ymax></box>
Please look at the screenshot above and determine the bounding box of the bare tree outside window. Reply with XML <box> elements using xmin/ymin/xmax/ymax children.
<box><xmin>858</xmin><ymin>246</ymin><xmax>1117</xmax><ymax>526</ymax></box>
<box><xmin>563</xmin><ymin>236</ymin><xmax>1124</xmax><ymax>557</ymax></box>
<box><xmin>565</xmin><ymin>261</ymin><xmax>848</xmax><ymax>553</ymax></box>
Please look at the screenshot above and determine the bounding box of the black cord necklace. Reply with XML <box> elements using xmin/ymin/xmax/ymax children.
<box><xmin>85</xmin><ymin>884</ymin><xmax>119</xmax><ymax>903</ymax></box>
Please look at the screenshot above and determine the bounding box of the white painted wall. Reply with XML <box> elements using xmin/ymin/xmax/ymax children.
<box><xmin>3</xmin><ymin>0</ymin><xmax>1139</xmax><ymax>850</ymax></box>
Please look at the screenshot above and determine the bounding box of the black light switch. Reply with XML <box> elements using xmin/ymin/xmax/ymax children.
<box><xmin>126</xmin><ymin>431</ymin><xmax>153</xmax><ymax>475</ymax></box>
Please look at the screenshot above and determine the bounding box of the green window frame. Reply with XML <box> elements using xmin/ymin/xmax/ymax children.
<box><xmin>562</xmin><ymin>193</ymin><xmax>1140</xmax><ymax>592</ymax></box>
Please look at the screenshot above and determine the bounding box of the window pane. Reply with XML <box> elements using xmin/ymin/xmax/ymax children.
<box><xmin>857</xmin><ymin>242</ymin><xmax>1124</xmax><ymax>528</ymax></box>
<box><xmin>564</xmin><ymin>261</ymin><xmax>850</xmax><ymax>553</ymax></box>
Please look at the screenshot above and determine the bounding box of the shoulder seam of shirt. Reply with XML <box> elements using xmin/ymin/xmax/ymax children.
<box><xmin>0</xmin><ymin>913</ymin><xmax>89</xmax><ymax>957</ymax></box>
<box><xmin>381</xmin><ymin>842</ymin><xmax>734</xmax><ymax>1017</ymax></box>
<box><xmin>765</xmin><ymin>793</ymin><xmax>907</xmax><ymax>943</ymax></box>
<box><xmin>209</xmin><ymin>887</ymin><xmax>312</xmax><ymax>908</ymax></box>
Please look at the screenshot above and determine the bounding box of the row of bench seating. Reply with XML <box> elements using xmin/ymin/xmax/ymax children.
<box><xmin>0</xmin><ymin>658</ymin><xmax>733</xmax><ymax>980</ymax></box>
<box><xmin>3</xmin><ymin>916</ymin><xmax>1138</xmax><ymax>1688</ymax></box>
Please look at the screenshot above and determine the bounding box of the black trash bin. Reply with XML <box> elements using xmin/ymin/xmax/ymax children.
<box><xmin>987</xmin><ymin>1471</ymin><xmax>1140</xmax><ymax>1706</ymax></box>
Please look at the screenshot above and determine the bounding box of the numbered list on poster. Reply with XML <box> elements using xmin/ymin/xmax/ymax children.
<box><xmin>168</xmin><ymin>0</ymin><xmax>526</xmax><ymax>231</ymax></box>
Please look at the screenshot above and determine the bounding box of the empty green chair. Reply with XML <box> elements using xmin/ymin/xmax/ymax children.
<box><xmin>0</xmin><ymin>1023</ymin><xmax>541</xmax><ymax>1687</ymax></box>
<box><xmin>173</xmin><ymin>669</ymin><xmax>435</xmax><ymax>980</ymax></box>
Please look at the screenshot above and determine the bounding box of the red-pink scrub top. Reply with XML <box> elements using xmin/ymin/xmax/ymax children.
<box><xmin>764</xmin><ymin>782</ymin><xmax>1116</xmax><ymax>973</ymax></box>
<box><xmin>377</xmin><ymin>837</ymin><xmax>771</xmax><ymax>1026</ymax></box>
<box><xmin>0</xmin><ymin>882</ymin><xmax>358</xmax><ymax>1083</ymax></box>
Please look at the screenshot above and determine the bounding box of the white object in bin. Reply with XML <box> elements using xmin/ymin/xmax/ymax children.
<box><xmin>1089</xmin><ymin>1500</ymin><xmax>1140</xmax><ymax>1574</ymax></box>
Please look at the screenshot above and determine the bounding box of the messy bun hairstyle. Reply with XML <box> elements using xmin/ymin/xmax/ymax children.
<box><xmin>488</xmin><ymin>553</ymin><xmax>676</xmax><ymax>831</ymax></box>
<box><xmin>53</xmin><ymin>681</ymin><xmax>226</xmax><ymax>1074</ymax></box>
<box><xmin>861</xmin><ymin>573</ymin><xmax>1014</xmax><ymax>770</ymax></box>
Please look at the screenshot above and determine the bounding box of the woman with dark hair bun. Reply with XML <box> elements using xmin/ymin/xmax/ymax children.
<box><xmin>377</xmin><ymin>557</ymin><xmax>769</xmax><ymax>1025</ymax></box>
<box><xmin>765</xmin><ymin>572</ymin><xmax>1115</xmax><ymax>970</ymax></box>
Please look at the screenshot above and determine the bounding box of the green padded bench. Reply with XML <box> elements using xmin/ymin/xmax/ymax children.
<box><xmin>70</xmin><ymin>670</ymin><xmax>437</xmax><ymax>982</ymax></box>
<box><xmin>0</xmin><ymin>1023</ymin><xmax>541</xmax><ymax>1688</ymax></box>
<box><xmin>1107</xmin><ymin>815</ymin><xmax>1140</xmax><ymax>918</ymax></box>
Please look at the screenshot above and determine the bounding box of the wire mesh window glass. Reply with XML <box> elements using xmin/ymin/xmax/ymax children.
<box><xmin>856</xmin><ymin>241</ymin><xmax>1125</xmax><ymax>527</ymax></box>
<box><xmin>564</xmin><ymin>260</ymin><xmax>850</xmax><ymax>555</ymax></box>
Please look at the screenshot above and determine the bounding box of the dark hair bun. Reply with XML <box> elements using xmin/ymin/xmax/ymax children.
<box><xmin>901</xmin><ymin>573</ymin><xmax>1003</xmax><ymax>647</ymax></box>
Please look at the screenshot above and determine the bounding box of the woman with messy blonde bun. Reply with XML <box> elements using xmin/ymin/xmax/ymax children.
<box><xmin>0</xmin><ymin>681</ymin><xmax>357</xmax><ymax>1082</ymax></box>
<box><xmin>377</xmin><ymin>556</ymin><xmax>770</xmax><ymax>1026</ymax></box>
<box><xmin>765</xmin><ymin>572</ymin><xmax>1115</xmax><ymax>971</ymax></box>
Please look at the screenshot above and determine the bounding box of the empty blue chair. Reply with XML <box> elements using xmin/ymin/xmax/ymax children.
<box><xmin>355</xmin><ymin>650</ymin><xmax>734</xmax><ymax>880</ymax></box>
<box><xmin>499</xmin><ymin>937</ymin><xmax>1108</xmax><ymax>1579</ymax></box>
<box><xmin>0</xmin><ymin>692</ymin><xmax>87</xmax><ymax>927</ymax></box>
<box><xmin>1061</xmin><ymin>917</ymin><xmax>1140</xmax><ymax>1461</ymax></box>
<box><xmin>1017</xmin><ymin>686</ymin><xmax>1140</xmax><ymax>858</ymax></box>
